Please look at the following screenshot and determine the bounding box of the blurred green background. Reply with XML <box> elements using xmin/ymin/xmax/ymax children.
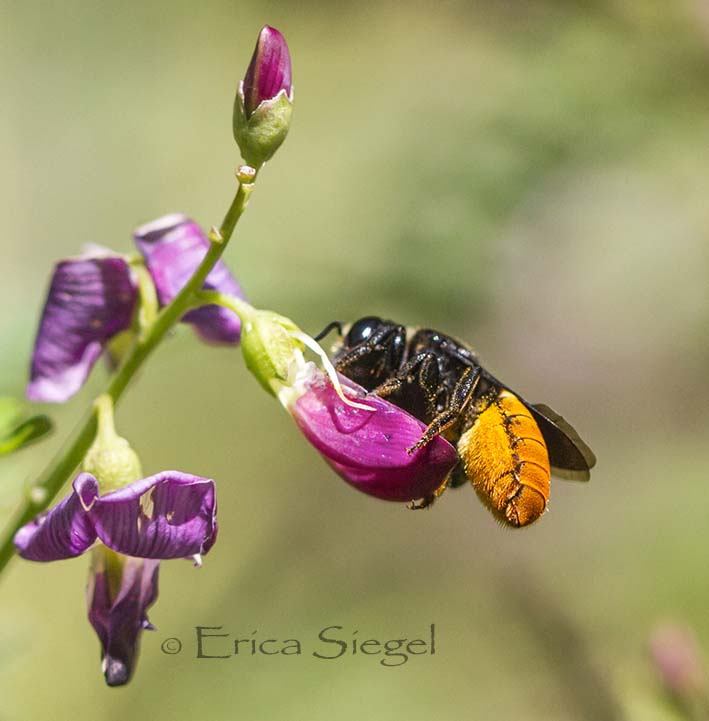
<box><xmin>1</xmin><ymin>1</ymin><xmax>709</xmax><ymax>719</ymax></box>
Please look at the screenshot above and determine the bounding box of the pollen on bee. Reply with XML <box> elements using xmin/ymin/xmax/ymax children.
<box><xmin>504</xmin><ymin>485</ymin><xmax>547</xmax><ymax>527</ymax></box>
<box><xmin>458</xmin><ymin>390</ymin><xmax>550</xmax><ymax>528</ymax></box>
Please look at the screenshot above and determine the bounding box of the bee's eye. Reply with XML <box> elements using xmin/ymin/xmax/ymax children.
<box><xmin>346</xmin><ymin>316</ymin><xmax>382</xmax><ymax>347</ymax></box>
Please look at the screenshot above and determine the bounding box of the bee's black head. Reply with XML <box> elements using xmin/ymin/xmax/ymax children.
<box><xmin>343</xmin><ymin>316</ymin><xmax>385</xmax><ymax>349</ymax></box>
<box><xmin>328</xmin><ymin>316</ymin><xmax>406</xmax><ymax>391</ymax></box>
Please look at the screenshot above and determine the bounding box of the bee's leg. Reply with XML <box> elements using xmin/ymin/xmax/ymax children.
<box><xmin>407</xmin><ymin>463</ymin><xmax>459</xmax><ymax>510</ymax></box>
<box><xmin>372</xmin><ymin>352</ymin><xmax>437</xmax><ymax>393</ymax></box>
<box><xmin>408</xmin><ymin>367</ymin><xmax>481</xmax><ymax>452</ymax></box>
<box><xmin>408</xmin><ymin>495</ymin><xmax>436</xmax><ymax>510</ymax></box>
<box><xmin>372</xmin><ymin>352</ymin><xmax>440</xmax><ymax>419</ymax></box>
<box><xmin>333</xmin><ymin>325</ymin><xmax>405</xmax><ymax>375</ymax></box>
<box><xmin>448</xmin><ymin>461</ymin><xmax>469</xmax><ymax>488</ymax></box>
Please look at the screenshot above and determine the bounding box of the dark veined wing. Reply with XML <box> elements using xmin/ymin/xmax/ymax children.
<box><xmin>528</xmin><ymin>404</ymin><xmax>596</xmax><ymax>482</ymax></box>
<box><xmin>480</xmin><ymin>370</ymin><xmax>596</xmax><ymax>482</ymax></box>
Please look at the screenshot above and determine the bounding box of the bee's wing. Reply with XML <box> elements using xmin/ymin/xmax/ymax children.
<box><xmin>528</xmin><ymin>403</ymin><xmax>596</xmax><ymax>481</ymax></box>
<box><xmin>480</xmin><ymin>370</ymin><xmax>595</xmax><ymax>482</ymax></box>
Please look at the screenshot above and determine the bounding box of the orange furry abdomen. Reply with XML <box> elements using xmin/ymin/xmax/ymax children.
<box><xmin>457</xmin><ymin>389</ymin><xmax>550</xmax><ymax>527</ymax></box>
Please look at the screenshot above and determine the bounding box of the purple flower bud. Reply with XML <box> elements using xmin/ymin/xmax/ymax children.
<box><xmin>27</xmin><ymin>256</ymin><xmax>138</xmax><ymax>403</ymax></box>
<box><xmin>650</xmin><ymin>623</ymin><xmax>706</xmax><ymax>696</ymax></box>
<box><xmin>134</xmin><ymin>214</ymin><xmax>246</xmax><ymax>345</ymax></box>
<box><xmin>242</xmin><ymin>25</ymin><xmax>292</xmax><ymax>119</ymax></box>
<box><xmin>233</xmin><ymin>26</ymin><xmax>293</xmax><ymax>167</ymax></box>
<box><xmin>285</xmin><ymin>367</ymin><xmax>458</xmax><ymax>502</ymax></box>
<box><xmin>87</xmin><ymin>549</ymin><xmax>159</xmax><ymax>686</ymax></box>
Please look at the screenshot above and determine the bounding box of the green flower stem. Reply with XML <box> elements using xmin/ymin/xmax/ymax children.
<box><xmin>194</xmin><ymin>290</ymin><xmax>256</xmax><ymax>320</ymax></box>
<box><xmin>93</xmin><ymin>394</ymin><xmax>118</xmax><ymax>443</ymax></box>
<box><xmin>0</xmin><ymin>170</ymin><xmax>257</xmax><ymax>577</ymax></box>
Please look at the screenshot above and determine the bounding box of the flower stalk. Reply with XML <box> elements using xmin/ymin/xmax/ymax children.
<box><xmin>0</xmin><ymin>169</ymin><xmax>257</xmax><ymax>578</ymax></box>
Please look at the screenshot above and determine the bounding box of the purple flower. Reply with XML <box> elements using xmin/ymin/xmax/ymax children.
<box><xmin>88</xmin><ymin>552</ymin><xmax>159</xmax><ymax>686</ymax></box>
<box><xmin>15</xmin><ymin>471</ymin><xmax>217</xmax><ymax>561</ymax></box>
<box><xmin>27</xmin><ymin>256</ymin><xmax>138</xmax><ymax>403</ymax></box>
<box><xmin>15</xmin><ymin>471</ymin><xmax>217</xmax><ymax>685</ymax></box>
<box><xmin>133</xmin><ymin>214</ymin><xmax>245</xmax><ymax>345</ymax></box>
<box><xmin>284</xmin><ymin>367</ymin><xmax>458</xmax><ymax>502</ymax></box>
<box><xmin>242</xmin><ymin>25</ymin><xmax>292</xmax><ymax>119</ymax></box>
<box><xmin>236</xmin><ymin>309</ymin><xmax>456</xmax><ymax>503</ymax></box>
<box><xmin>27</xmin><ymin>215</ymin><xmax>245</xmax><ymax>403</ymax></box>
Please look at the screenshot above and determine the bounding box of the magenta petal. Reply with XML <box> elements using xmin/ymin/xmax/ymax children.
<box><xmin>13</xmin><ymin>473</ymin><xmax>99</xmax><ymax>561</ymax></box>
<box><xmin>27</xmin><ymin>257</ymin><xmax>137</xmax><ymax>403</ymax></box>
<box><xmin>243</xmin><ymin>26</ymin><xmax>292</xmax><ymax>118</ymax></box>
<box><xmin>88</xmin><ymin>471</ymin><xmax>218</xmax><ymax>559</ymax></box>
<box><xmin>133</xmin><ymin>214</ymin><xmax>245</xmax><ymax>345</ymax></box>
<box><xmin>87</xmin><ymin>553</ymin><xmax>159</xmax><ymax>687</ymax></box>
<box><xmin>324</xmin><ymin>458</ymin><xmax>449</xmax><ymax>503</ymax></box>
<box><xmin>292</xmin><ymin>372</ymin><xmax>458</xmax><ymax>502</ymax></box>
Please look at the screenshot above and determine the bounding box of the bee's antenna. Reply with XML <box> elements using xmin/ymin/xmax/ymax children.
<box><xmin>313</xmin><ymin>321</ymin><xmax>343</xmax><ymax>342</ymax></box>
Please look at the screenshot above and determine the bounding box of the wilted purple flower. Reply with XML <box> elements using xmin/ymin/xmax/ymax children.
<box><xmin>27</xmin><ymin>256</ymin><xmax>138</xmax><ymax>403</ymax></box>
<box><xmin>15</xmin><ymin>470</ymin><xmax>217</xmax><ymax>685</ymax></box>
<box><xmin>134</xmin><ymin>214</ymin><xmax>245</xmax><ymax>345</ymax></box>
<box><xmin>242</xmin><ymin>25</ymin><xmax>292</xmax><ymax>119</ymax></box>
<box><xmin>283</xmin><ymin>366</ymin><xmax>458</xmax><ymax>502</ymax></box>
<box><xmin>88</xmin><ymin>552</ymin><xmax>159</xmax><ymax>686</ymax></box>
<box><xmin>27</xmin><ymin>215</ymin><xmax>245</xmax><ymax>403</ymax></box>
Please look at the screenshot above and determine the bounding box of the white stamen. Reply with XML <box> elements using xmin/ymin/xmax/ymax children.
<box><xmin>289</xmin><ymin>330</ymin><xmax>375</xmax><ymax>412</ymax></box>
<box><xmin>273</xmin><ymin>354</ymin><xmax>311</xmax><ymax>409</ymax></box>
<box><xmin>192</xmin><ymin>554</ymin><xmax>203</xmax><ymax>567</ymax></box>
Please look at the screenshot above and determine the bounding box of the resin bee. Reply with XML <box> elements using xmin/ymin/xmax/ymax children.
<box><xmin>317</xmin><ymin>317</ymin><xmax>596</xmax><ymax>527</ymax></box>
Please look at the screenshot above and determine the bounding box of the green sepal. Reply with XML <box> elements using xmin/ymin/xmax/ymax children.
<box><xmin>233</xmin><ymin>88</ymin><xmax>293</xmax><ymax>168</ymax></box>
<box><xmin>82</xmin><ymin>396</ymin><xmax>142</xmax><ymax>493</ymax></box>
<box><xmin>240</xmin><ymin>310</ymin><xmax>301</xmax><ymax>396</ymax></box>
<box><xmin>82</xmin><ymin>435</ymin><xmax>142</xmax><ymax>493</ymax></box>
